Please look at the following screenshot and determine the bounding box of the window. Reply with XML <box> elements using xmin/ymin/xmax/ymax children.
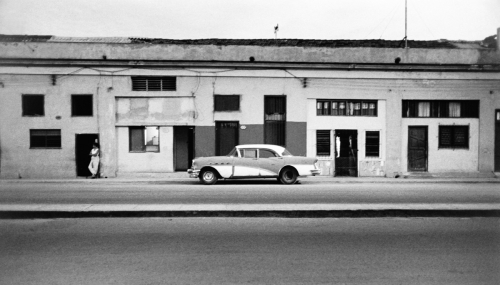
<box><xmin>316</xmin><ymin>130</ymin><xmax>331</xmax><ymax>156</ymax></box>
<box><xmin>439</xmin><ymin>126</ymin><xmax>469</xmax><ymax>149</ymax></box>
<box><xmin>317</xmin><ymin>100</ymin><xmax>377</xmax><ymax>116</ymax></box>
<box><xmin>240</xmin><ymin>149</ymin><xmax>257</xmax><ymax>158</ymax></box>
<box><xmin>71</xmin><ymin>95</ymin><xmax>93</xmax><ymax>116</ymax></box>
<box><xmin>30</xmin><ymin>129</ymin><xmax>61</xmax><ymax>148</ymax></box>
<box><xmin>22</xmin><ymin>95</ymin><xmax>44</xmax><ymax>116</ymax></box>
<box><xmin>131</xmin><ymin>77</ymin><xmax>176</xmax><ymax>91</ymax></box>
<box><xmin>129</xmin><ymin>126</ymin><xmax>160</xmax><ymax>152</ymax></box>
<box><xmin>214</xmin><ymin>95</ymin><xmax>240</xmax><ymax>111</ymax></box>
<box><xmin>259</xmin><ymin>149</ymin><xmax>277</xmax><ymax>158</ymax></box>
<box><xmin>402</xmin><ymin>100</ymin><xmax>479</xmax><ymax>118</ymax></box>
<box><xmin>365</xmin><ymin>131</ymin><xmax>380</xmax><ymax>157</ymax></box>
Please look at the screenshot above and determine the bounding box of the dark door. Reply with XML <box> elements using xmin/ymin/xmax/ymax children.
<box><xmin>334</xmin><ymin>130</ymin><xmax>358</xmax><ymax>177</ymax></box>
<box><xmin>495</xmin><ymin>110</ymin><xmax>500</xmax><ymax>172</ymax></box>
<box><xmin>216</xmin><ymin>121</ymin><xmax>239</xmax><ymax>156</ymax></box>
<box><xmin>75</xmin><ymin>134</ymin><xmax>99</xmax><ymax>177</ymax></box>
<box><xmin>264</xmin><ymin>96</ymin><xmax>286</xmax><ymax>146</ymax></box>
<box><xmin>408</xmin><ymin>126</ymin><xmax>428</xmax><ymax>172</ymax></box>
<box><xmin>174</xmin><ymin>126</ymin><xmax>195</xmax><ymax>171</ymax></box>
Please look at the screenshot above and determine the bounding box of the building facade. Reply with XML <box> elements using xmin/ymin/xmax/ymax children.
<box><xmin>1</xmin><ymin>31</ymin><xmax>499</xmax><ymax>179</ymax></box>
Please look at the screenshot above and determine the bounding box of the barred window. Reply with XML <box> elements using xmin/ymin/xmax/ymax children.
<box><xmin>438</xmin><ymin>126</ymin><xmax>469</xmax><ymax>149</ymax></box>
<box><xmin>30</xmin><ymin>129</ymin><xmax>61</xmax><ymax>148</ymax></box>
<box><xmin>22</xmin><ymin>95</ymin><xmax>44</xmax><ymax>116</ymax></box>
<box><xmin>316</xmin><ymin>130</ymin><xmax>331</xmax><ymax>156</ymax></box>
<box><xmin>214</xmin><ymin>95</ymin><xmax>240</xmax><ymax>111</ymax></box>
<box><xmin>402</xmin><ymin>100</ymin><xmax>479</xmax><ymax>118</ymax></box>
<box><xmin>317</xmin><ymin>100</ymin><xmax>377</xmax><ymax>116</ymax></box>
<box><xmin>365</xmin><ymin>131</ymin><xmax>380</xmax><ymax>157</ymax></box>
<box><xmin>131</xmin><ymin>77</ymin><xmax>176</xmax><ymax>91</ymax></box>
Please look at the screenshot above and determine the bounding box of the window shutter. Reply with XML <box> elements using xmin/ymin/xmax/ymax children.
<box><xmin>316</xmin><ymin>130</ymin><xmax>331</xmax><ymax>156</ymax></box>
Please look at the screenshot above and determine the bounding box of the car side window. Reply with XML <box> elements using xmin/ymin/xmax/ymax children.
<box><xmin>241</xmin><ymin>149</ymin><xmax>257</xmax><ymax>158</ymax></box>
<box><xmin>259</xmin><ymin>149</ymin><xmax>277</xmax><ymax>158</ymax></box>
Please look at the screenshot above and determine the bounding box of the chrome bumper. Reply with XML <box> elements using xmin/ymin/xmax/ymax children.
<box><xmin>311</xmin><ymin>169</ymin><xmax>321</xmax><ymax>176</ymax></box>
<box><xmin>187</xmin><ymin>169</ymin><xmax>199</xmax><ymax>178</ymax></box>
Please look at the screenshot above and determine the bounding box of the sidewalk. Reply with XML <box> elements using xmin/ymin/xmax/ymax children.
<box><xmin>1</xmin><ymin>172</ymin><xmax>499</xmax><ymax>184</ymax></box>
<box><xmin>1</xmin><ymin>173</ymin><xmax>499</xmax><ymax>218</ymax></box>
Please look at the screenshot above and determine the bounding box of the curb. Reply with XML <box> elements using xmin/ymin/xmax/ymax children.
<box><xmin>2</xmin><ymin>204</ymin><xmax>499</xmax><ymax>219</ymax></box>
<box><xmin>1</xmin><ymin>178</ymin><xmax>499</xmax><ymax>184</ymax></box>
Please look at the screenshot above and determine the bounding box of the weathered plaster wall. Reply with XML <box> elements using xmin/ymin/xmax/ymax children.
<box><xmin>0</xmin><ymin>75</ymin><xmax>106</xmax><ymax>178</ymax></box>
<box><xmin>116</xmin><ymin>126</ymin><xmax>173</xmax><ymax>173</ymax></box>
<box><xmin>1</xmin><ymin>41</ymin><xmax>499</xmax><ymax>64</ymax></box>
<box><xmin>401</xmin><ymin>119</ymin><xmax>479</xmax><ymax>172</ymax></box>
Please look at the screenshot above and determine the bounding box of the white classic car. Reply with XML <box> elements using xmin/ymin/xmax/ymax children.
<box><xmin>188</xmin><ymin>144</ymin><xmax>321</xmax><ymax>185</ymax></box>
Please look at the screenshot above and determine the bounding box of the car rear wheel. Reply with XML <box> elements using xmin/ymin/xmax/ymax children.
<box><xmin>200</xmin><ymin>169</ymin><xmax>218</xmax><ymax>185</ymax></box>
<box><xmin>279</xmin><ymin>167</ymin><xmax>298</xmax><ymax>185</ymax></box>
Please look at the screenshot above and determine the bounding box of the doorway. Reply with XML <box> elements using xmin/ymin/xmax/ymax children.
<box><xmin>264</xmin><ymin>96</ymin><xmax>286</xmax><ymax>146</ymax></box>
<box><xmin>408</xmin><ymin>126</ymin><xmax>428</xmax><ymax>172</ymax></box>
<box><xmin>334</xmin><ymin>130</ymin><xmax>358</xmax><ymax>177</ymax></box>
<box><xmin>75</xmin><ymin>134</ymin><xmax>99</xmax><ymax>177</ymax></box>
<box><xmin>174</xmin><ymin>126</ymin><xmax>195</xmax><ymax>171</ymax></box>
<box><xmin>216</xmin><ymin>121</ymin><xmax>239</xmax><ymax>156</ymax></box>
<box><xmin>495</xmin><ymin>110</ymin><xmax>500</xmax><ymax>172</ymax></box>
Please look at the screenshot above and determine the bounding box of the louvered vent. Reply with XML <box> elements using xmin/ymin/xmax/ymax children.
<box><xmin>132</xmin><ymin>77</ymin><xmax>176</xmax><ymax>91</ymax></box>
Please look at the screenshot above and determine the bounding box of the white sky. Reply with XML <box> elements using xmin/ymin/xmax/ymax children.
<box><xmin>0</xmin><ymin>0</ymin><xmax>499</xmax><ymax>41</ymax></box>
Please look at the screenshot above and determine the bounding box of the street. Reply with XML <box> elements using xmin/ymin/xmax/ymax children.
<box><xmin>1</xmin><ymin>217</ymin><xmax>499</xmax><ymax>285</ymax></box>
<box><xmin>1</xmin><ymin>181</ymin><xmax>499</xmax><ymax>205</ymax></box>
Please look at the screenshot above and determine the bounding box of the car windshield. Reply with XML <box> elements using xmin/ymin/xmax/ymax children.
<box><xmin>281</xmin><ymin>149</ymin><xmax>293</xmax><ymax>156</ymax></box>
<box><xmin>226</xmin><ymin>147</ymin><xmax>237</xmax><ymax>157</ymax></box>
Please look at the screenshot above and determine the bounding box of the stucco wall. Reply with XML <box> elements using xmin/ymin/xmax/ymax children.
<box><xmin>116</xmin><ymin>126</ymin><xmax>174</xmax><ymax>173</ymax></box>
<box><xmin>306</xmin><ymin>99</ymin><xmax>387</xmax><ymax>159</ymax></box>
<box><xmin>402</xmin><ymin>119</ymin><xmax>479</xmax><ymax>172</ymax></box>
<box><xmin>0</xmin><ymin>75</ymin><xmax>104</xmax><ymax>178</ymax></box>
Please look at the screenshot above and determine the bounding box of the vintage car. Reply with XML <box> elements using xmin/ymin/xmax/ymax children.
<box><xmin>188</xmin><ymin>144</ymin><xmax>321</xmax><ymax>185</ymax></box>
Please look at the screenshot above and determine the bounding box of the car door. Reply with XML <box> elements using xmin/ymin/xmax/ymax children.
<box><xmin>258</xmin><ymin>148</ymin><xmax>284</xmax><ymax>176</ymax></box>
<box><xmin>233</xmin><ymin>148</ymin><xmax>260</xmax><ymax>177</ymax></box>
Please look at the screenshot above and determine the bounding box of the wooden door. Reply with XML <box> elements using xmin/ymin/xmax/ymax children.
<box><xmin>408</xmin><ymin>126</ymin><xmax>428</xmax><ymax>172</ymax></box>
<box><xmin>216</xmin><ymin>121</ymin><xmax>239</xmax><ymax>156</ymax></box>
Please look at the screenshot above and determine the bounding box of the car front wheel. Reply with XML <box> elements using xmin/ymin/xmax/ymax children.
<box><xmin>200</xmin><ymin>169</ymin><xmax>219</xmax><ymax>185</ymax></box>
<box><xmin>279</xmin><ymin>167</ymin><xmax>298</xmax><ymax>185</ymax></box>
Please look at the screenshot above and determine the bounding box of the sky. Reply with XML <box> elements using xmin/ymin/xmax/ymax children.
<box><xmin>0</xmin><ymin>0</ymin><xmax>499</xmax><ymax>41</ymax></box>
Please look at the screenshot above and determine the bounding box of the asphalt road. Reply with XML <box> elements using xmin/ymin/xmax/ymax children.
<box><xmin>1</xmin><ymin>217</ymin><xmax>499</xmax><ymax>285</ymax></box>
<box><xmin>0</xmin><ymin>182</ymin><xmax>499</xmax><ymax>205</ymax></box>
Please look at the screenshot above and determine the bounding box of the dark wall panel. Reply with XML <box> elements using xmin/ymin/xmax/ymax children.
<box><xmin>194</xmin><ymin>126</ymin><xmax>215</xmax><ymax>157</ymax></box>
<box><xmin>239</xmin><ymin>124</ymin><xmax>264</xmax><ymax>145</ymax></box>
<box><xmin>286</xmin><ymin>122</ymin><xmax>307</xmax><ymax>156</ymax></box>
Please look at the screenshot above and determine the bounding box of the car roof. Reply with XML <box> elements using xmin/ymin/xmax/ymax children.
<box><xmin>235</xmin><ymin>144</ymin><xmax>286</xmax><ymax>153</ymax></box>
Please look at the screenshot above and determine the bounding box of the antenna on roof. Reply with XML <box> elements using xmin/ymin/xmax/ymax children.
<box><xmin>274</xmin><ymin>24</ymin><xmax>279</xmax><ymax>39</ymax></box>
<box><xmin>405</xmin><ymin>0</ymin><xmax>408</xmax><ymax>48</ymax></box>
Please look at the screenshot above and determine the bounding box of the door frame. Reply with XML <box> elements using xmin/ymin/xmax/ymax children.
<box><xmin>407</xmin><ymin>126</ymin><xmax>428</xmax><ymax>172</ymax></box>
<box><xmin>75</xmin><ymin>133</ymin><xmax>99</xmax><ymax>177</ymax></box>
<box><xmin>215</xmin><ymin>121</ymin><xmax>239</xmax><ymax>156</ymax></box>
<box><xmin>173</xmin><ymin>126</ymin><xmax>195</xmax><ymax>171</ymax></box>
<box><xmin>334</xmin><ymin>129</ymin><xmax>358</xmax><ymax>177</ymax></box>
<box><xmin>495</xmin><ymin>109</ymin><xmax>500</xmax><ymax>172</ymax></box>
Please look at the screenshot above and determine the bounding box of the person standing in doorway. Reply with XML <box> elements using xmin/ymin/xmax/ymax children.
<box><xmin>88</xmin><ymin>143</ymin><xmax>100</xmax><ymax>179</ymax></box>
